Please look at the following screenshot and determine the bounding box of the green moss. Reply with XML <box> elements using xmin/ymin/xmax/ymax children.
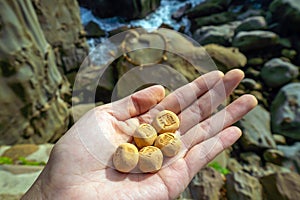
<box><xmin>18</xmin><ymin>157</ymin><xmax>46</xmax><ymax>166</ymax></box>
<box><xmin>0</xmin><ymin>156</ymin><xmax>13</xmax><ymax>164</ymax></box>
<box><xmin>208</xmin><ymin>161</ymin><xmax>230</xmax><ymax>175</ymax></box>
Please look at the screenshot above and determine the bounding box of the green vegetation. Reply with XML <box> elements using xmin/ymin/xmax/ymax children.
<box><xmin>208</xmin><ymin>161</ymin><xmax>230</xmax><ymax>175</ymax></box>
<box><xmin>0</xmin><ymin>156</ymin><xmax>13</xmax><ymax>164</ymax></box>
<box><xmin>0</xmin><ymin>156</ymin><xmax>46</xmax><ymax>166</ymax></box>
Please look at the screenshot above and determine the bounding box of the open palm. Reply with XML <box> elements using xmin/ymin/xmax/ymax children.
<box><xmin>22</xmin><ymin>69</ymin><xmax>257</xmax><ymax>200</ymax></box>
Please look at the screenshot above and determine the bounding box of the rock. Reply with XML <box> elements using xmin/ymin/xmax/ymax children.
<box><xmin>232</xmin><ymin>30</ymin><xmax>279</xmax><ymax>52</ymax></box>
<box><xmin>235</xmin><ymin>16</ymin><xmax>267</xmax><ymax>33</ymax></box>
<box><xmin>260</xmin><ymin>172</ymin><xmax>300</xmax><ymax>200</ymax></box>
<box><xmin>263</xmin><ymin>149</ymin><xmax>284</xmax><ymax>165</ymax></box>
<box><xmin>278</xmin><ymin>142</ymin><xmax>300</xmax><ymax>173</ymax></box>
<box><xmin>237</xmin><ymin>105</ymin><xmax>277</xmax><ymax>151</ymax></box>
<box><xmin>227</xmin><ymin>158</ymin><xmax>243</xmax><ymax>173</ymax></box>
<box><xmin>269</xmin><ymin>0</ymin><xmax>300</xmax><ymax>33</ymax></box>
<box><xmin>241</xmin><ymin>78</ymin><xmax>258</xmax><ymax>90</ymax></box>
<box><xmin>226</xmin><ymin>170</ymin><xmax>263</xmax><ymax>200</ymax></box>
<box><xmin>240</xmin><ymin>152</ymin><xmax>262</xmax><ymax>167</ymax></box>
<box><xmin>189</xmin><ymin>167</ymin><xmax>225</xmax><ymax>200</ymax></box>
<box><xmin>193</xmin><ymin>22</ymin><xmax>239</xmax><ymax>46</ymax></box>
<box><xmin>247</xmin><ymin>57</ymin><xmax>264</xmax><ymax>66</ymax></box>
<box><xmin>273</xmin><ymin>134</ymin><xmax>286</xmax><ymax>145</ymax></box>
<box><xmin>271</xmin><ymin>83</ymin><xmax>300</xmax><ymax>139</ymax></box>
<box><xmin>204</xmin><ymin>44</ymin><xmax>247</xmax><ymax>72</ymax></box>
<box><xmin>237</xmin><ymin>9</ymin><xmax>264</xmax><ymax>20</ymax></box>
<box><xmin>0</xmin><ymin>144</ymin><xmax>53</xmax><ymax>197</ymax></box>
<box><xmin>261</xmin><ymin>58</ymin><xmax>299</xmax><ymax>88</ymax></box>
<box><xmin>186</xmin><ymin>0</ymin><xmax>230</xmax><ymax>19</ymax></box>
<box><xmin>191</xmin><ymin>12</ymin><xmax>236</xmax><ymax>30</ymax></box>
<box><xmin>2</xmin><ymin>144</ymin><xmax>39</xmax><ymax>162</ymax></box>
<box><xmin>0</xmin><ymin>166</ymin><xmax>43</xmax><ymax>198</ymax></box>
<box><xmin>172</xmin><ymin>3</ymin><xmax>191</xmax><ymax>20</ymax></box>
<box><xmin>281</xmin><ymin>49</ymin><xmax>297</xmax><ymax>60</ymax></box>
<box><xmin>31</xmin><ymin>0</ymin><xmax>89</xmax><ymax>73</ymax></box>
<box><xmin>0</xmin><ymin>144</ymin><xmax>53</xmax><ymax>164</ymax></box>
<box><xmin>84</xmin><ymin>21</ymin><xmax>106</xmax><ymax>38</ymax></box>
<box><xmin>79</xmin><ymin>0</ymin><xmax>161</xmax><ymax>20</ymax></box>
<box><xmin>0</xmin><ymin>1</ymin><xmax>70</xmax><ymax>145</ymax></box>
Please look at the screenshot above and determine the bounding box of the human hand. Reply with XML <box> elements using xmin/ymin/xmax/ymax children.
<box><xmin>22</xmin><ymin>69</ymin><xmax>257</xmax><ymax>200</ymax></box>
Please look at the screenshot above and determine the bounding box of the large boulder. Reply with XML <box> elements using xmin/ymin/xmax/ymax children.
<box><xmin>189</xmin><ymin>167</ymin><xmax>225</xmax><ymax>200</ymax></box>
<box><xmin>0</xmin><ymin>1</ymin><xmax>70</xmax><ymax>144</ymax></box>
<box><xmin>226</xmin><ymin>170</ymin><xmax>263</xmax><ymax>200</ymax></box>
<box><xmin>269</xmin><ymin>0</ymin><xmax>300</xmax><ymax>33</ymax></box>
<box><xmin>78</xmin><ymin>0</ymin><xmax>161</xmax><ymax>20</ymax></box>
<box><xmin>204</xmin><ymin>44</ymin><xmax>247</xmax><ymax>72</ymax></box>
<box><xmin>261</xmin><ymin>58</ymin><xmax>299</xmax><ymax>88</ymax></box>
<box><xmin>278</xmin><ymin>142</ymin><xmax>300</xmax><ymax>173</ymax></box>
<box><xmin>232</xmin><ymin>30</ymin><xmax>279</xmax><ymax>52</ymax></box>
<box><xmin>193</xmin><ymin>22</ymin><xmax>239</xmax><ymax>46</ymax></box>
<box><xmin>186</xmin><ymin>0</ymin><xmax>232</xmax><ymax>19</ymax></box>
<box><xmin>237</xmin><ymin>105</ymin><xmax>277</xmax><ymax>151</ymax></box>
<box><xmin>191</xmin><ymin>12</ymin><xmax>236</xmax><ymax>30</ymax></box>
<box><xmin>260</xmin><ymin>172</ymin><xmax>300</xmax><ymax>200</ymax></box>
<box><xmin>235</xmin><ymin>16</ymin><xmax>267</xmax><ymax>33</ymax></box>
<box><xmin>271</xmin><ymin>83</ymin><xmax>300</xmax><ymax>139</ymax></box>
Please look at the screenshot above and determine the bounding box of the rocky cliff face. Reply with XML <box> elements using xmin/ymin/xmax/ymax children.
<box><xmin>31</xmin><ymin>0</ymin><xmax>89</xmax><ymax>74</ymax></box>
<box><xmin>0</xmin><ymin>0</ymin><xmax>87</xmax><ymax>145</ymax></box>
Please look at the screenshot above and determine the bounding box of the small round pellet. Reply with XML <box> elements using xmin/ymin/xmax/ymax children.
<box><xmin>134</xmin><ymin>123</ymin><xmax>157</xmax><ymax>148</ymax></box>
<box><xmin>113</xmin><ymin>143</ymin><xmax>139</xmax><ymax>173</ymax></box>
<box><xmin>154</xmin><ymin>133</ymin><xmax>181</xmax><ymax>157</ymax></box>
<box><xmin>138</xmin><ymin>146</ymin><xmax>163</xmax><ymax>173</ymax></box>
<box><xmin>152</xmin><ymin>110</ymin><xmax>180</xmax><ymax>134</ymax></box>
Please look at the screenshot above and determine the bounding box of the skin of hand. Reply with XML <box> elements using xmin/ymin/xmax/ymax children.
<box><xmin>22</xmin><ymin>69</ymin><xmax>257</xmax><ymax>200</ymax></box>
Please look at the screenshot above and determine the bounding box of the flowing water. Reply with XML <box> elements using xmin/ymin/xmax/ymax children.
<box><xmin>80</xmin><ymin>0</ymin><xmax>205</xmax><ymax>47</ymax></box>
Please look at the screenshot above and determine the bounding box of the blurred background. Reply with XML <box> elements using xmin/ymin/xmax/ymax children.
<box><xmin>0</xmin><ymin>0</ymin><xmax>300</xmax><ymax>199</ymax></box>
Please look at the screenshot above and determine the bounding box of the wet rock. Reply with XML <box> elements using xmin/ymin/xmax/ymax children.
<box><xmin>204</xmin><ymin>44</ymin><xmax>247</xmax><ymax>72</ymax></box>
<box><xmin>263</xmin><ymin>149</ymin><xmax>284</xmax><ymax>165</ymax></box>
<box><xmin>186</xmin><ymin>0</ymin><xmax>231</xmax><ymax>19</ymax></box>
<box><xmin>235</xmin><ymin>16</ymin><xmax>267</xmax><ymax>33</ymax></box>
<box><xmin>269</xmin><ymin>0</ymin><xmax>300</xmax><ymax>33</ymax></box>
<box><xmin>260</xmin><ymin>172</ymin><xmax>300</xmax><ymax>200</ymax></box>
<box><xmin>271</xmin><ymin>83</ymin><xmax>300</xmax><ymax>139</ymax></box>
<box><xmin>32</xmin><ymin>0</ymin><xmax>89</xmax><ymax>73</ymax></box>
<box><xmin>193</xmin><ymin>22</ymin><xmax>239</xmax><ymax>46</ymax></box>
<box><xmin>189</xmin><ymin>167</ymin><xmax>225</xmax><ymax>200</ymax></box>
<box><xmin>261</xmin><ymin>58</ymin><xmax>299</xmax><ymax>88</ymax></box>
<box><xmin>84</xmin><ymin>21</ymin><xmax>106</xmax><ymax>38</ymax></box>
<box><xmin>278</xmin><ymin>142</ymin><xmax>300</xmax><ymax>173</ymax></box>
<box><xmin>192</xmin><ymin>12</ymin><xmax>236</xmax><ymax>30</ymax></box>
<box><xmin>237</xmin><ymin>9</ymin><xmax>264</xmax><ymax>20</ymax></box>
<box><xmin>79</xmin><ymin>0</ymin><xmax>161</xmax><ymax>20</ymax></box>
<box><xmin>237</xmin><ymin>105</ymin><xmax>276</xmax><ymax>151</ymax></box>
<box><xmin>232</xmin><ymin>30</ymin><xmax>279</xmax><ymax>52</ymax></box>
<box><xmin>226</xmin><ymin>170</ymin><xmax>263</xmax><ymax>200</ymax></box>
